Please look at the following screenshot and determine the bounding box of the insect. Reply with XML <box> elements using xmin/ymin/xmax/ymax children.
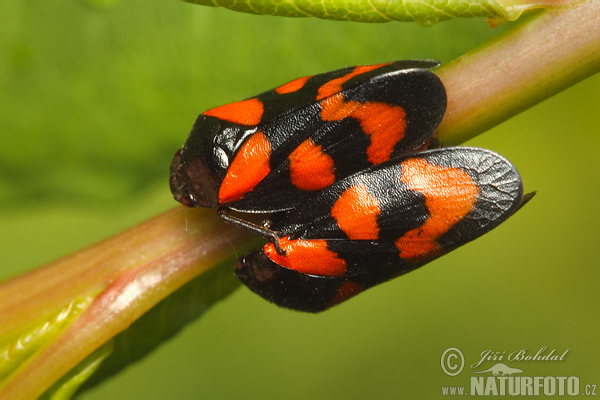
<box><xmin>170</xmin><ymin>60</ymin><xmax>446</xmax><ymax>214</ymax></box>
<box><xmin>170</xmin><ymin>60</ymin><xmax>533</xmax><ymax>312</ymax></box>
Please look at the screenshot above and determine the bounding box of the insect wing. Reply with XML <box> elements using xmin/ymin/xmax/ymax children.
<box><xmin>204</xmin><ymin>60</ymin><xmax>447</xmax><ymax>212</ymax></box>
<box><xmin>236</xmin><ymin>147</ymin><xmax>531</xmax><ymax>312</ymax></box>
<box><xmin>207</xmin><ymin>60</ymin><xmax>441</xmax><ymax>130</ymax></box>
<box><xmin>271</xmin><ymin>147</ymin><xmax>525</xmax><ymax>247</ymax></box>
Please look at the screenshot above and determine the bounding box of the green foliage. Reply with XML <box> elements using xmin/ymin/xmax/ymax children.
<box><xmin>188</xmin><ymin>0</ymin><xmax>514</xmax><ymax>25</ymax></box>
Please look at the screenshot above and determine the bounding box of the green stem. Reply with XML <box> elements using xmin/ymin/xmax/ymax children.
<box><xmin>435</xmin><ymin>0</ymin><xmax>600</xmax><ymax>145</ymax></box>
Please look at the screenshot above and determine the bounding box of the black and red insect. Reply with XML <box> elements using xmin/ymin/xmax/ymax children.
<box><xmin>170</xmin><ymin>60</ymin><xmax>533</xmax><ymax>312</ymax></box>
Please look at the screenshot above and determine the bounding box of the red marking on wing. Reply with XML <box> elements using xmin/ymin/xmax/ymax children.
<box><xmin>264</xmin><ymin>237</ymin><xmax>347</xmax><ymax>276</ymax></box>
<box><xmin>218</xmin><ymin>132</ymin><xmax>271</xmax><ymax>203</ymax></box>
<box><xmin>395</xmin><ymin>158</ymin><xmax>479</xmax><ymax>262</ymax></box>
<box><xmin>321</xmin><ymin>94</ymin><xmax>406</xmax><ymax>164</ymax></box>
<box><xmin>331</xmin><ymin>184</ymin><xmax>381</xmax><ymax>240</ymax></box>
<box><xmin>327</xmin><ymin>281</ymin><xmax>364</xmax><ymax>308</ymax></box>
<box><xmin>320</xmin><ymin>93</ymin><xmax>356</xmax><ymax>120</ymax></box>
<box><xmin>275</xmin><ymin>75</ymin><xmax>312</xmax><ymax>94</ymax></box>
<box><xmin>316</xmin><ymin>63</ymin><xmax>391</xmax><ymax>100</ymax></box>
<box><xmin>288</xmin><ymin>138</ymin><xmax>335</xmax><ymax>191</ymax></box>
<box><xmin>353</xmin><ymin>102</ymin><xmax>407</xmax><ymax>164</ymax></box>
<box><xmin>204</xmin><ymin>98</ymin><xmax>264</xmax><ymax>126</ymax></box>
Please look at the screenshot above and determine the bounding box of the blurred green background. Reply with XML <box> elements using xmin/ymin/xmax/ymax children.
<box><xmin>1</xmin><ymin>0</ymin><xmax>598</xmax><ymax>398</ymax></box>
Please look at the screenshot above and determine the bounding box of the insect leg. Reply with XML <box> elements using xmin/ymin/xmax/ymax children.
<box><xmin>217</xmin><ymin>207</ymin><xmax>286</xmax><ymax>256</ymax></box>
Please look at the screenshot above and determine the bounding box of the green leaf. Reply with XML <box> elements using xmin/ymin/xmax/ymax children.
<box><xmin>41</xmin><ymin>341</ymin><xmax>114</xmax><ymax>400</ymax></box>
<box><xmin>186</xmin><ymin>0</ymin><xmax>564</xmax><ymax>25</ymax></box>
<box><xmin>0</xmin><ymin>297</ymin><xmax>92</xmax><ymax>380</ymax></box>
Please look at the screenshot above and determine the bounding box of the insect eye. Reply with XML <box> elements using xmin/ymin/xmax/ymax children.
<box><xmin>180</xmin><ymin>194</ymin><xmax>196</xmax><ymax>207</ymax></box>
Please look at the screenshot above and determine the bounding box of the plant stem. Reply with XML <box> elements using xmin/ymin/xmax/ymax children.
<box><xmin>0</xmin><ymin>207</ymin><xmax>256</xmax><ymax>399</ymax></box>
<box><xmin>435</xmin><ymin>0</ymin><xmax>600</xmax><ymax>145</ymax></box>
